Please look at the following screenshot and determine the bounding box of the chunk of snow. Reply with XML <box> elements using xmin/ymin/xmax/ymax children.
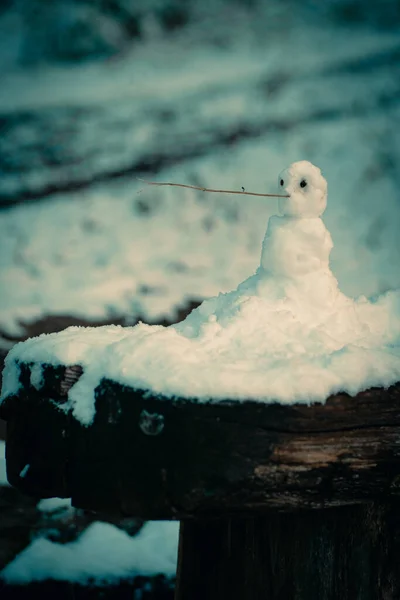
<box><xmin>30</xmin><ymin>363</ymin><xmax>43</xmax><ymax>390</ymax></box>
<box><xmin>19</xmin><ymin>464</ymin><xmax>30</xmax><ymax>478</ymax></box>
<box><xmin>1</xmin><ymin>161</ymin><xmax>400</xmax><ymax>425</ymax></box>
<box><xmin>1</xmin><ymin>521</ymin><xmax>179</xmax><ymax>584</ymax></box>
<box><xmin>37</xmin><ymin>497</ymin><xmax>72</xmax><ymax>513</ymax></box>
<box><xmin>0</xmin><ymin>441</ymin><xmax>9</xmax><ymax>486</ymax></box>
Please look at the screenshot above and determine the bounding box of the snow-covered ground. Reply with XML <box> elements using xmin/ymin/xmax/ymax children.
<box><xmin>0</xmin><ymin>14</ymin><xmax>400</xmax><ymax>339</ymax></box>
<box><xmin>1</xmin><ymin>520</ymin><xmax>179</xmax><ymax>584</ymax></box>
<box><xmin>2</xmin><ymin>114</ymin><xmax>400</xmax><ymax>337</ymax></box>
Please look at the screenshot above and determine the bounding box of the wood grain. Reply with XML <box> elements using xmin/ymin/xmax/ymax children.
<box><xmin>2</xmin><ymin>364</ymin><xmax>400</xmax><ymax>516</ymax></box>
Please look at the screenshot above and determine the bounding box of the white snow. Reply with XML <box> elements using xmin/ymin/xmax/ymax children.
<box><xmin>2</xmin><ymin>161</ymin><xmax>400</xmax><ymax>425</ymax></box>
<box><xmin>19</xmin><ymin>464</ymin><xmax>30</xmax><ymax>478</ymax></box>
<box><xmin>277</xmin><ymin>161</ymin><xmax>328</xmax><ymax>219</ymax></box>
<box><xmin>1</xmin><ymin>20</ymin><xmax>400</xmax><ymax>338</ymax></box>
<box><xmin>0</xmin><ymin>440</ymin><xmax>9</xmax><ymax>486</ymax></box>
<box><xmin>0</xmin><ymin>18</ymin><xmax>399</xmax><ymax>112</ymax></box>
<box><xmin>30</xmin><ymin>363</ymin><xmax>44</xmax><ymax>390</ymax></box>
<box><xmin>37</xmin><ymin>497</ymin><xmax>72</xmax><ymax>513</ymax></box>
<box><xmin>0</xmin><ymin>520</ymin><xmax>179</xmax><ymax>584</ymax></box>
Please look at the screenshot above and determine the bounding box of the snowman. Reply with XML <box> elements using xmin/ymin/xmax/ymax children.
<box><xmin>260</xmin><ymin>160</ymin><xmax>331</xmax><ymax>277</ymax></box>
<box><xmin>178</xmin><ymin>159</ymin><xmax>356</xmax><ymax>345</ymax></box>
<box><xmin>256</xmin><ymin>160</ymin><xmax>343</xmax><ymax>313</ymax></box>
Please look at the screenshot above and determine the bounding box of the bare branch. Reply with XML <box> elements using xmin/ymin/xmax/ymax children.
<box><xmin>137</xmin><ymin>178</ymin><xmax>289</xmax><ymax>199</ymax></box>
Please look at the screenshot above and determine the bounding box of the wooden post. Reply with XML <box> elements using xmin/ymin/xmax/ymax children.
<box><xmin>2</xmin><ymin>362</ymin><xmax>400</xmax><ymax>599</ymax></box>
<box><xmin>176</xmin><ymin>505</ymin><xmax>400</xmax><ymax>600</ymax></box>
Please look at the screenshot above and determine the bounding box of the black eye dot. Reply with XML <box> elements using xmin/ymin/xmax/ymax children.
<box><xmin>280</xmin><ymin>179</ymin><xmax>284</xmax><ymax>186</ymax></box>
<box><xmin>300</xmin><ymin>179</ymin><xmax>307</xmax><ymax>188</ymax></box>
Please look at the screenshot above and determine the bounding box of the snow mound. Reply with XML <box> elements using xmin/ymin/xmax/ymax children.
<box><xmin>1</xmin><ymin>520</ymin><xmax>178</xmax><ymax>584</ymax></box>
<box><xmin>2</xmin><ymin>161</ymin><xmax>400</xmax><ymax>425</ymax></box>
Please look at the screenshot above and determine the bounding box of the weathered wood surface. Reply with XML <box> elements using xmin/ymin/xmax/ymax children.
<box><xmin>2</xmin><ymin>362</ymin><xmax>400</xmax><ymax>517</ymax></box>
<box><xmin>176</xmin><ymin>505</ymin><xmax>400</xmax><ymax>600</ymax></box>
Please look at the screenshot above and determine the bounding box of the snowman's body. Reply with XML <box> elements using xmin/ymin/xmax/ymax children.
<box><xmin>260</xmin><ymin>215</ymin><xmax>333</xmax><ymax>278</ymax></box>
<box><xmin>254</xmin><ymin>160</ymin><xmax>348</xmax><ymax>317</ymax></box>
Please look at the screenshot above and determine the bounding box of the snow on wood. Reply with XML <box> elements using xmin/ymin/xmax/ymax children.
<box><xmin>2</xmin><ymin>162</ymin><xmax>400</xmax><ymax>425</ymax></box>
<box><xmin>2</xmin><ymin>157</ymin><xmax>400</xmax><ymax>513</ymax></box>
<box><xmin>2</xmin><ymin>363</ymin><xmax>400</xmax><ymax>517</ymax></box>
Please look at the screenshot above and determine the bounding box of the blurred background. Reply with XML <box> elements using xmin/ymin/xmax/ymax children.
<box><xmin>0</xmin><ymin>0</ymin><xmax>400</xmax><ymax>595</ymax></box>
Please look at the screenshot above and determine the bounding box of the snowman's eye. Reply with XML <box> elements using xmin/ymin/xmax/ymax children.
<box><xmin>300</xmin><ymin>179</ymin><xmax>307</xmax><ymax>188</ymax></box>
<box><xmin>280</xmin><ymin>179</ymin><xmax>284</xmax><ymax>186</ymax></box>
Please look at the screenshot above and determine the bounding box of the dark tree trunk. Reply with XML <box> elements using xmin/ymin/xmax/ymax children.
<box><xmin>176</xmin><ymin>504</ymin><xmax>400</xmax><ymax>600</ymax></box>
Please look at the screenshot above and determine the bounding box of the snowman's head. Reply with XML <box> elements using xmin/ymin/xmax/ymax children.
<box><xmin>277</xmin><ymin>161</ymin><xmax>327</xmax><ymax>218</ymax></box>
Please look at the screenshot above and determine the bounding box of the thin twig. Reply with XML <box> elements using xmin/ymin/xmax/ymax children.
<box><xmin>137</xmin><ymin>178</ymin><xmax>289</xmax><ymax>198</ymax></box>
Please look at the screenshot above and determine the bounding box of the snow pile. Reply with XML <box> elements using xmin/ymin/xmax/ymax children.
<box><xmin>36</xmin><ymin>497</ymin><xmax>72</xmax><ymax>513</ymax></box>
<box><xmin>2</xmin><ymin>161</ymin><xmax>400</xmax><ymax>425</ymax></box>
<box><xmin>1</xmin><ymin>520</ymin><xmax>179</xmax><ymax>584</ymax></box>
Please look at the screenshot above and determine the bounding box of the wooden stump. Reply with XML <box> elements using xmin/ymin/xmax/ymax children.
<box><xmin>2</xmin><ymin>362</ymin><xmax>400</xmax><ymax>598</ymax></box>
